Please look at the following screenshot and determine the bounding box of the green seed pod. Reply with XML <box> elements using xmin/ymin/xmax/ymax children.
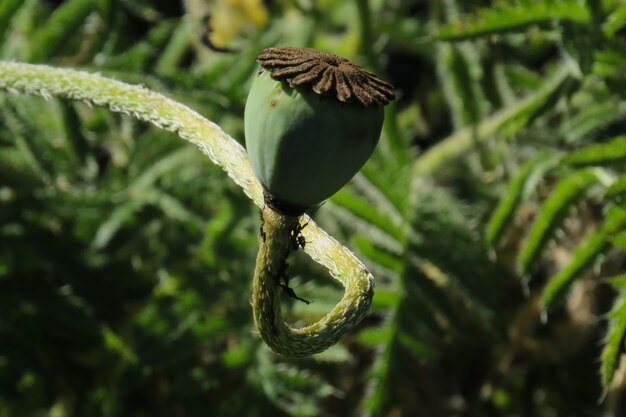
<box><xmin>245</xmin><ymin>47</ymin><xmax>394</xmax><ymax>214</ymax></box>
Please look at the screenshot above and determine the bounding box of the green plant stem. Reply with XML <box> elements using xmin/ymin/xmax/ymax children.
<box><xmin>355</xmin><ymin>0</ymin><xmax>376</xmax><ymax>67</ymax></box>
<box><xmin>413</xmin><ymin>63</ymin><xmax>575</xmax><ymax>178</ymax></box>
<box><xmin>253</xmin><ymin>206</ymin><xmax>374</xmax><ymax>357</ymax></box>
<box><xmin>0</xmin><ymin>61</ymin><xmax>376</xmax><ymax>356</ymax></box>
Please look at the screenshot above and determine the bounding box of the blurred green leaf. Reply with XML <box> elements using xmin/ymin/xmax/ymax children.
<box><xmin>517</xmin><ymin>169</ymin><xmax>598</xmax><ymax>276</ymax></box>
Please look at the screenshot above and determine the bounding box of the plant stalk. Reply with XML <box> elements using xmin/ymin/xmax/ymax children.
<box><xmin>0</xmin><ymin>61</ymin><xmax>376</xmax><ymax>356</ymax></box>
<box><xmin>253</xmin><ymin>205</ymin><xmax>374</xmax><ymax>357</ymax></box>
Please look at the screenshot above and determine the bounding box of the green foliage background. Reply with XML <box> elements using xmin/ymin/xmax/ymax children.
<box><xmin>2</xmin><ymin>0</ymin><xmax>626</xmax><ymax>416</ymax></box>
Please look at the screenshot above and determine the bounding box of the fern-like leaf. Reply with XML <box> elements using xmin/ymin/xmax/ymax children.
<box><xmin>601</xmin><ymin>292</ymin><xmax>626</xmax><ymax>390</ymax></box>
<box><xmin>609</xmin><ymin>274</ymin><xmax>626</xmax><ymax>291</ymax></box>
<box><xmin>436</xmin><ymin>43</ymin><xmax>486</xmax><ymax>128</ymax></box>
<box><xmin>352</xmin><ymin>235</ymin><xmax>403</xmax><ymax>274</ymax></box>
<box><xmin>603</xmin><ymin>0</ymin><xmax>626</xmax><ymax>39</ymax></box>
<box><xmin>594</xmin><ymin>49</ymin><xmax>626</xmax><ymax>99</ymax></box>
<box><xmin>486</xmin><ymin>153</ymin><xmax>558</xmax><ymax>246</ymax></box>
<box><xmin>517</xmin><ymin>169</ymin><xmax>598</xmax><ymax>276</ymax></box>
<box><xmin>28</xmin><ymin>0</ymin><xmax>95</xmax><ymax>62</ymax></box>
<box><xmin>331</xmin><ymin>188</ymin><xmax>404</xmax><ymax>242</ymax></box>
<box><xmin>605</xmin><ymin>175</ymin><xmax>626</xmax><ymax>200</ymax></box>
<box><xmin>438</xmin><ymin>0</ymin><xmax>590</xmax><ymax>41</ymax></box>
<box><xmin>562</xmin><ymin>136</ymin><xmax>626</xmax><ymax>167</ymax></box>
<box><xmin>612</xmin><ymin>231</ymin><xmax>626</xmax><ymax>250</ymax></box>
<box><xmin>542</xmin><ymin>206</ymin><xmax>626</xmax><ymax>307</ymax></box>
<box><xmin>415</xmin><ymin>64</ymin><xmax>575</xmax><ymax>177</ymax></box>
<box><xmin>558</xmin><ymin>99</ymin><xmax>625</xmax><ymax>143</ymax></box>
<box><xmin>0</xmin><ymin>0</ymin><xmax>23</xmax><ymax>44</ymax></box>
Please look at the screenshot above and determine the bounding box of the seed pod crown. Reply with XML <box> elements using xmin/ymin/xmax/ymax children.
<box><xmin>257</xmin><ymin>47</ymin><xmax>394</xmax><ymax>107</ymax></box>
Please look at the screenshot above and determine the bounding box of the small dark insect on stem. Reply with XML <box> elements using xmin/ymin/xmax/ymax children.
<box><xmin>259</xmin><ymin>209</ymin><xmax>266</xmax><ymax>242</ymax></box>
<box><xmin>280</xmin><ymin>285</ymin><xmax>311</xmax><ymax>304</ymax></box>
<box><xmin>281</xmin><ymin>222</ymin><xmax>311</xmax><ymax>303</ymax></box>
<box><xmin>289</xmin><ymin>222</ymin><xmax>308</xmax><ymax>251</ymax></box>
<box><xmin>259</xmin><ymin>209</ymin><xmax>310</xmax><ymax>304</ymax></box>
<box><xmin>276</xmin><ymin>260</ymin><xmax>310</xmax><ymax>304</ymax></box>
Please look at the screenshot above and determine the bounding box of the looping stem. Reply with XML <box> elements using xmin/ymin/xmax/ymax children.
<box><xmin>0</xmin><ymin>61</ymin><xmax>376</xmax><ymax>357</ymax></box>
<box><xmin>253</xmin><ymin>205</ymin><xmax>374</xmax><ymax>357</ymax></box>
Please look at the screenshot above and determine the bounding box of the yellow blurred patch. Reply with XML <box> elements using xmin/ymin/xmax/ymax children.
<box><xmin>208</xmin><ymin>0</ymin><xmax>268</xmax><ymax>50</ymax></box>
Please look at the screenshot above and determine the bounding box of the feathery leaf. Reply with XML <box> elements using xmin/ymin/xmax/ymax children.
<box><xmin>542</xmin><ymin>206</ymin><xmax>626</xmax><ymax>307</ymax></box>
<box><xmin>28</xmin><ymin>0</ymin><xmax>95</xmax><ymax>62</ymax></box>
<box><xmin>487</xmin><ymin>153</ymin><xmax>558</xmax><ymax>246</ymax></box>
<box><xmin>438</xmin><ymin>0</ymin><xmax>590</xmax><ymax>41</ymax></box>
<box><xmin>601</xmin><ymin>294</ymin><xmax>626</xmax><ymax>389</ymax></box>
<box><xmin>605</xmin><ymin>175</ymin><xmax>626</xmax><ymax>200</ymax></box>
<box><xmin>562</xmin><ymin>136</ymin><xmax>626</xmax><ymax>167</ymax></box>
<box><xmin>517</xmin><ymin>169</ymin><xmax>598</xmax><ymax>276</ymax></box>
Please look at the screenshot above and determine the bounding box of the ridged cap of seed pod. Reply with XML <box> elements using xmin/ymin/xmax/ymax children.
<box><xmin>256</xmin><ymin>47</ymin><xmax>395</xmax><ymax>107</ymax></box>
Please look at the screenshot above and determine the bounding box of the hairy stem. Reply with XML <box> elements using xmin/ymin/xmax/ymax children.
<box><xmin>253</xmin><ymin>206</ymin><xmax>374</xmax><ymax>357</ymax></box>
<box><xmin>0</xmin><ymin>61</ymin><xmax>376</xmax><ymax>356</ymax></box>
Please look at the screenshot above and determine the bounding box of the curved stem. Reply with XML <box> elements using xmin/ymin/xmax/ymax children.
<box><xmin>0</xmin><ymin>61</ymin><xmax>376</xmax><ymax>356</ymax></box>
<box><xmin>253</xmin><ymin>206</ymin><xmax>374</xmax><ymax>357</ymax></box>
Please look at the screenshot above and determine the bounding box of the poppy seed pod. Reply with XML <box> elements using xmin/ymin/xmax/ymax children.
<box><xmin>245</xmin><ymin>47</ymin><xmax>394</xmax><ymax>214</ymax></box>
